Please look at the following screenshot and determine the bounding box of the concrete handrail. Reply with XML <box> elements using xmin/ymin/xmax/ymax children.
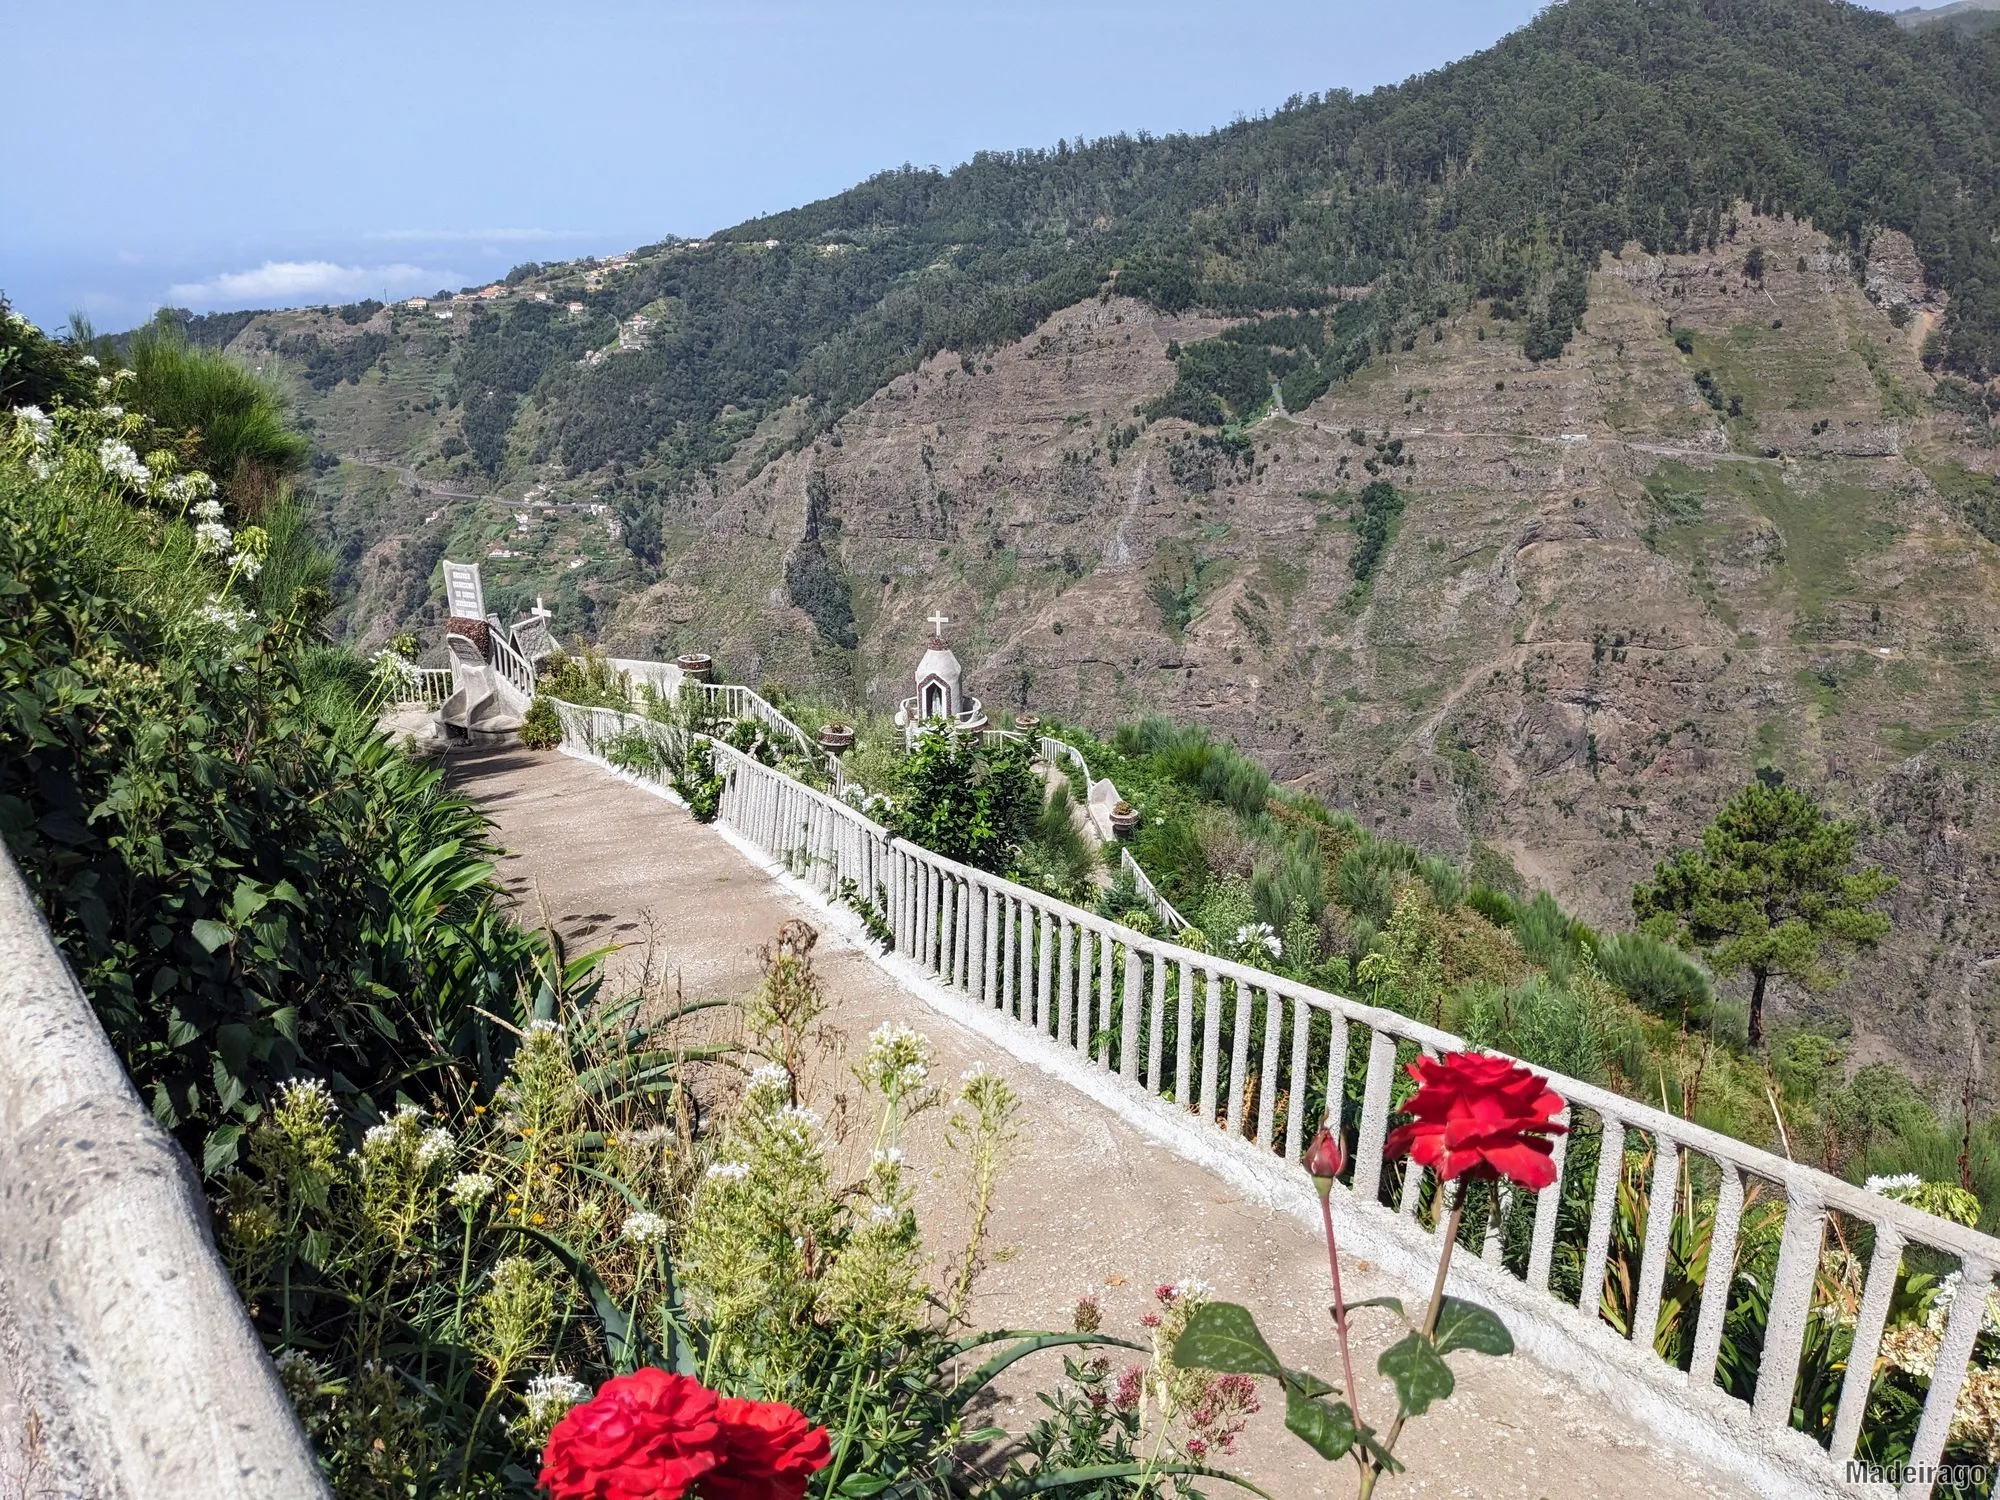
<box><xmin>550</xmin><ymin>697</ymin><xmax>1998</xmax><ymax>1499</ymax></box>
<box><xmin>0</xmin><ymin>851</ymin><xmax>328</xmax><ymax>1499</ymax></box>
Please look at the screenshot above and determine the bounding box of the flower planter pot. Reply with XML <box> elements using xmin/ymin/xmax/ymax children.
<box><xmin>817</xmin><ymin>723</ymin><xmax>855</xmax><ymax>754</ymax></box>
<box><xmin>1013</xmin><ymin>714</ymin><xmax>1040</xmax><ymax>734</ymax></box>
<box><xmin>676</xmin><ymin>653</ymin><xmax>713</xmax><ymax>681</ymax></box>
<box><xmin>1109</xmin><ymin>802</ymin><xmax>1140</xmax><ymax>840</ymax></box>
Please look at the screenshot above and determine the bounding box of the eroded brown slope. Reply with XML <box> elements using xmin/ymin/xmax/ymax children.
<box><xmin>606</xmin><ymin>211</ymin><xmax>1999</xmax><ymax>1075</ymax></box>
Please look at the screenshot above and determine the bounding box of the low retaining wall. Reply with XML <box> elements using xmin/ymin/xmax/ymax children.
<box><xmin>0</xmin><ymin>852</ymin><xmax>327</xmax><ymax>1499</ymax></box>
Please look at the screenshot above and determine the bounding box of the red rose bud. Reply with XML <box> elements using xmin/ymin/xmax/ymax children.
<box><xmin>1304</xmin><ymin>1123</ymin><xmax>1348</xmax><ymax>1198</ymax></box>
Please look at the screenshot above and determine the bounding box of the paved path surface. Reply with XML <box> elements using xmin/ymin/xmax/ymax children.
<box><xmin>451</xmin><ymin>744</ymin><xmax>1758</xmax><ymax>1500</ymax></box>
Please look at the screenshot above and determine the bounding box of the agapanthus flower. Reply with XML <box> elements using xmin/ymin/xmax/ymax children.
<box><xmin>1233</xmin><ymin>922</ymin><xmax>1282</xmax><ymax>960</ymax></box>
<box><xmin>97</xmin><ymin>438</ymin><xmax>150</xmax><ymax>487</ymax></box>
<box><xmin>95</xmin><ymin>376</ymin><xmax>112</xmax><ymax>393</ymax></box>
<box><xmin>78</xmin><ymin>354</ymin><xmax>99</xmax><ymax>368</ymax></box>
<box><xmin>12</xmin><ymin>405</ymin><xmax>52</xmax><ymax>444</ymax></box>
<box><xmin>195</xmin><ymin>519</ymin><xmax>233</xmax><ymax>556</ymax></box>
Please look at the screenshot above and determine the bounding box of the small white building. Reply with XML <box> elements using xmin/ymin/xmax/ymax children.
<box><xmin>895</xmin><ymin>612</ymin><xmax>986</xmax><ymax>743</ymax></box>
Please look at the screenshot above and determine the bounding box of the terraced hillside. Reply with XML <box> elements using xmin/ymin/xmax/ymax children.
<box><xmin>200</xmin><ymin>0</ymin><xmax>2000</xmax><ymax>1083</ymax></box>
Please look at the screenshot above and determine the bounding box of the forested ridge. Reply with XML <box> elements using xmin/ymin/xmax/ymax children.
<box><xmin>420</xmin><ymin>0</ymin><xmax>2000</xmax><ymax>499</ymax></box>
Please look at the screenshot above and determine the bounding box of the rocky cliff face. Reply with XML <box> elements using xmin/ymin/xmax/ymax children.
<box><xmin>592</xmin><ymin>212</ymin><xmax>1999</xmax><ymax>1076</ymax></box>
<box><xmin>262</xmin><ymin>211</ymin><xmax>1999</xmax><ymax>1083</ymax></box>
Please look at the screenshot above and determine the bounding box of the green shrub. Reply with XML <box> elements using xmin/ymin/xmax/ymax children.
<box><xmin>520</xmin><ymin>696</ymin><xmax>562</xmax><ymax>750</ymax></box>
<box><xmin>1597</xmin><ymin>931</ymin><xmax>1713</xmax><ymax>1028</ymax></box>
<box><xmin>891</xmin><ymin>729</ymin><xmax>1039</xmax><ymax>873</ymax></box>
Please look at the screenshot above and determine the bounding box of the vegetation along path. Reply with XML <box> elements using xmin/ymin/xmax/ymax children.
<box><xmin>451</xmin><ymin>742</ymin><xmax>1756</xmax><ymax>1500</ymax></box>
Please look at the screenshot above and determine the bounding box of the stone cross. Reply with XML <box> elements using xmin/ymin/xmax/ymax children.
<box><xmin>928</xmin><ymin>610</ymin><xmax>949</xmax><ymax>637</ymax></box>
<box><xmin>531</xmin><ymin>596</ymin><xmax>552</xmax><ymax>621</ymax></box>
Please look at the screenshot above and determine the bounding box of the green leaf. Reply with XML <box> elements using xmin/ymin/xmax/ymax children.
<box><xmin>991</xmin><ymin>1462</ymin><xmax>1271</xmax><ymax>1497</ymax></box>
<box><xmin>1378</xmin><ymin>1331</ymin><xmax>1454</xmax><ymax>1418</ymax></box>
<box><xmin>1343</xmin><ymin>1295</ymin><xmax>1405</xmax><ymax>1318</ymax></box>
<box><xmin>1283</xmin><ymin>1386</ymin><xmax>1359</xmax><ymax>1460</ymax></box>
<box><xmin>944</xmin><ymin>1332</ymin><xmax>1146</xmax><ymax>1414</ymax></box>
<box><xmin>1284</xmin><ymin>1366</ymin><xmax>1335</xmax><ymax>1399</ymax></box>
<box><xmin>202</xmin><ymin>1122</ymin><xmax>243</xmax><ymax>1176</ymax></box>
<box><xmin>191</xmin><ymin>918</ymin><xmax>234</xmax><ymax>953</ymax></box>
<box><xmin>837</xmin><ymin>1477</ymin><xmax>892</xmax><ymax>1497</ymax></box>
<box><xmin>1172</xmin><ymin>1300</ymin><xmax>1284</xmax><ymax>1378</ymax></box>
<box><xmin>1433</xmin><ymin>1297</ymin><xmax>1513</xmax><ymax>1357</ymax></box>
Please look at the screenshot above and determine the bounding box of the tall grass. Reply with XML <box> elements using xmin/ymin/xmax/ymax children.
<box><xmin>128</xmin><ymin>313</ymin><xmax>308</xmax><ymax>512</ymax></box>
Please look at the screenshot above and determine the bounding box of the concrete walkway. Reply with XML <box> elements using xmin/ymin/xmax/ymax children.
<box><xmin>451</xmin><ymin>744</ymin><xmax>1757</xmax><ymax>1500</ymax></box>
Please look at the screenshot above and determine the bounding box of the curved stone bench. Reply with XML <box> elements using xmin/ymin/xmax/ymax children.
<box><xmin>0</xmin><ymin>853</ymin><xmax>327</xmax><ymax>1499</ymax></box>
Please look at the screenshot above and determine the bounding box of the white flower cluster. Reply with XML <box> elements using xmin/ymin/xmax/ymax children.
<box><xmin>448</xmin><ymin>1172</ymin><xmax>496</xmax><ymax>1209</ymax></box>
<box><xmin>622</xmin><ymin>1210</ymin><xmax>671</xmax><ymax>1245</ymax></box>
<box><xmin>1865</xmin><ymin>1172</ymin><xmax>1924</xmax><ymax>1196</ymax></box>
<box><xmin>166</xmin><ymin>473</ymin><xmax>218</xmax><ymax>507</ymax></box>
<box><xmin>200</xmin><ymin>597</ymin><xmax>253</xmax><ymax>634</ymax></box>
<box><xmin>78</xmin><ymin>354</ymin><xmax>99</xmax><ymax>369</ymax></box>
<box><xmin>95</xmin><ymin>376</ymin><xmax>113</xmax><ymax>394</ymax></box>
<box><xmin>870</xmin><ymin>1146</ymin><xmax>906</xmax><ymax>1174</ymax></box>
<box><xmin>1233</xmin><ymin>922</ymin><xmax>1283</xmax><ymax>960</ymax></box>
<box><xmin>704</xmin><ymin>1160</ymin><xmax>752</xmax><ymax>1184</ymax></box>
<box><xmin>275</xmin><ymin>1076</ymin><xmax>334</xmax><ymax>1115</ymax></box>
<box><xmin>522</xmin><ymin>1373</ymin><xmax>593</xmax><ymax>1428</ymax></box>
<box><xmin>416</xmin><ymin>1127</ymin><xmax>454</xmax><ymax>1167</ymax></box>
<box><xmin>864</xmin><ymin>1020</ymin><xmax>934</xmax><ymax>1100</ymax></box>
<box><xmin>744</xmin><ymin>1062</ymin><xmax>792</xmax><ymax>1107</ymax></box>
<box><xmin>97</xmin><ymin>438</ymin><xmax>151</xmax><ymax>488</ymax></box>
<box><xmin>194</xmin><ymin>520</ymin><xmax>232</xmax><ymax>556</ymax></box>
<box><xmin>11</xmin><ymin>405</ymin><xmax>52</xmax><ymax>445</ymax></box>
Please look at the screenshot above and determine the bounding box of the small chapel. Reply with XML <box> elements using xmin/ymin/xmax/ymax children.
<box><xmin>893</xmin><ymin>611</ymin><xmax>986</xmax><ymax>743</ymax></box>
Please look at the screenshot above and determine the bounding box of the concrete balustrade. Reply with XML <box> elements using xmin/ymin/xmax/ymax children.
<box><xmin>554</xmin><ymin>695</ymin><xmax>2000</xmax><ymax>1500</ymax></box>
<box><xmin>0</xmin><ymin>852</ymin><xmax>328</xmax><ymax>1499</ymax></box>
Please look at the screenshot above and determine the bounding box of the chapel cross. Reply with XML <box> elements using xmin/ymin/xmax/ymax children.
<box><xmin>927</xmin><ymin>610</ymin><xmax>949</xmax><ymax>638</ymax></box>
<box><xmin>531</xmin><ymin>596</ymin><xmax>552</xmax><ymax>621</ymax></box>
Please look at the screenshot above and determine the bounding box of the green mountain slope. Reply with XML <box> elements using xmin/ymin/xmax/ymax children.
<box><xmin>175</xmin><ymin>0</ymin><xmax>2000</xmax><ymax>1081</ymax></box>
<box><xmin>325</xmin><ymin>0</ymin><xmax>2000</xmax><ymax>504</ymax></box>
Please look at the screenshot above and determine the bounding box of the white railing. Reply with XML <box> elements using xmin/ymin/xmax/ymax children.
<box><xmin>550</xmin><ymin>698</ymin><xmax>1996</xmax><ymax>1498</ymax></box>
<box><xmin>1039</xmin><ymin>734</ymin><xmax>1093</xmax><ymax>785</ymax></box>
<box><xmin>1120</xmin><ymin>846</ymin><xmax>1191</xmax><ymax>932</ymax></box>
<box><xmin>384</xmin><ymin>662</ymin><xmax>452</xmax><ymax>707</ymax></box>
<box><xmin>489</xmin><ymin>629</ymin><xmax>537</xmax><ymax>701</ymax></box>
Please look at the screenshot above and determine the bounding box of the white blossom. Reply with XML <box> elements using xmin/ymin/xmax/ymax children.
<box><xmin>864</xmin><ymin>1020</ymin><xmax>934</xmax><ymax>1100</ymax></box>
<box><xmin>95</xmin><ymin>376</ymin><xmax>112</xmax><ymax>393</ymax></box>
<box><xmin>1865</xmin><ymin>1173</ymin><xmax>1923</xmax><ymax>1196</ymax></box>
<box><xmin>1233</xmin><ymin>922</ymin><xmax>1283</xmax><ymax>960</ymax></box>
<box><xmin>522</xmin><ymin>1373</ymin><xmax>593</xmax><ymax>1427</ymax></box>
<box><xmin>12</xmin><ymin>405</ymin><xmax>52</xmax><ymax>444</ymax></box>
<box><xmin>78</xmin><ymin>354</ymin><xmax>99</xmax><ymax>368</ymax></box>
<box><xmin>448</xmin><ymin>1172</ymin><xmax>496</xmax><ymax>1209</ymax></box>
<box><xmin>97</xmin><ymin>438</ymin><xmax>151</xmax><ymax>487</ymax></box>
<box><xmin>704</xmin><ymin>1161</ymin><xmax>751</xmax><ymax>1183</ymax></box>
<box><xmin>416</xmin><ymin>1127</ymin><xmax>454</xmax><ymax>1167</ymax></box>
<box><xmin>228</xmin><ymin>549</ymin><xmax>263</xmax><ymax>580</ymax></box>
<box><xmin>622</xmin><ymin>1211</ymin><xmax>670</xmax><ymax>1245</ymax></box>
<box><xmin>194</xmin><ymin>520</ymin><xmax>233</xmax><ymax>556</ymax></box>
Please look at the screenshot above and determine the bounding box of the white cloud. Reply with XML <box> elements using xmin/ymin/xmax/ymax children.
<box><xmin>167</xmin><ymin>260</ymin><xmax>462</xmax><ymax>308</ymax></box>
<box><xmin>362</xmin><ymin>228</ymin><xmax>594</xmax><ymax>243</ymax></box>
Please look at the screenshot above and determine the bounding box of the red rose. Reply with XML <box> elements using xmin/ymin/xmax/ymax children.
<box><xmin>704</xmin><ymin>1395</ymin><xmax>833</xmax><ymax>1500</ymax></box>
<box><xmin>1382</xmin><ymin>1051</ymin><xmax>1568</xmax><ymax>1191</ymax></box>
<box><xmin>539</xmin><ymin>1369</ymin><xmax>724</xmax><ymax>1500</ymax></box>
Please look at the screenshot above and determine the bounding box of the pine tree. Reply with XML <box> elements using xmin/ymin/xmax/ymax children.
<box><xmin>1632</xmin><ymin>781</ymin><xmax>1895</xmax><ymax>1048</ymax></box>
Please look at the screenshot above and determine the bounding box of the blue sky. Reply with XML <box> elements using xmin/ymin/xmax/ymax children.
<box><xmin>5</xmin><ymin>0</ymin><xmax>1901</xmax><ymax>333</ymax></box>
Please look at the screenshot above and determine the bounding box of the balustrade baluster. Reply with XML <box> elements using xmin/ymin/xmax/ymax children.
<box><xmin>980</xmin><ymin>886</ymin><xmax>996</xmax><ymax>1006</ymax></box>
<box><xmin>1752</xmin><ymin>1186</ymin><xmax>1826</xmax><ymax>1428</ymax></box>
<box><xmin>1225</xmin><ymin>979</ymin><xmax>1252</xmax><ymax>1138</ymax></box>
<box><xmin>1631</xmin><ymin>1136</ymin><xmax>1680</xmax><ymax>1353</ymax></box>
<box><xmin>1900</xmin><ymin>1260</ymin><xmax>1994</xmax><ymax>1495</ymax></box>
<box><xmin>1199</xmin><ymin>969</ymin><xmax>1222</xmax><ymax>1125</ymax></box>
<box><xmin>955</xmin><ymin>878</ymin><xmax>971</xmax><ymax>991</ymax></box>
<box><xmin>1686</xmin><ymin>1162</ymin><xmax>1742</xmax><ymax>1386</ymax></box>
<box><xmin>1578</xmin><ymin>1115</ymin><xmax>1626</xmax><ymax>1319</ymax></box>
<box><xmin>1035</xmin><ymin>908</ymin><xmax>1052</xmax><ymax>1034</ymax></box>
<box><xmin>1284</xmin><ymin>994</ymin><xmax>1311</xmax><ymax>1161</ymax></box>
<box><xmin>1352</xmin><ymin>1030</ymin><xmax>1397</xmax><ymax>1204</ymax></box>
<box><xmin>1175</xmin><ymin>962</ymin><xmax>1194</xmax><ymax>1106</ymax></box>
<box><xmin>1256</xmin><ymin>990</ymin><xmax>1282</xmax><ymax>1151</ymax></box>
<box><xmin>1830</xmin><ymin>1226</ymin><xmax>1904</xmax><ymax>1462</ymax></box>
<box><xmin>1483</xmin><ymin>1184</ymin><xmax>1513</xmax><ymax>1264</ymax></box>
<box><xmin>1144</xmin><ymin>951</ymin><xmax>1166</xmax><ymax>1090</ymax></box>
<box><xmin>1001</xmin><ymin>896</ymin><xmax>1017</xmax><ymax>1015</ymax></box>
<box><xmin>1098</xmin><ymin>927</ymin><xmax>1115</xmax><ymax>1068</ymax></box>
<box><xmin>1122</xmin><ymin>942</ymin><xmax>1143</xmax><ymax>1082</ymax></box>
<box><xmin>1056</xmin><ymin>920</ymin><xmax>1074</xmax><ymax>1047</ymax></box>
<box><xmin>1323</xmin><ymin>1014</ymin><xmax>1349</xmax><ymax>1137</ymax></box>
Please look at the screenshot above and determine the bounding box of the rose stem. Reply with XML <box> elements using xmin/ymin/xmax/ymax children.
<box><xmin>1318</xmin><ymin>1190</ymin><xmax>1365</xmax><ymax>1432</ymax></box>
